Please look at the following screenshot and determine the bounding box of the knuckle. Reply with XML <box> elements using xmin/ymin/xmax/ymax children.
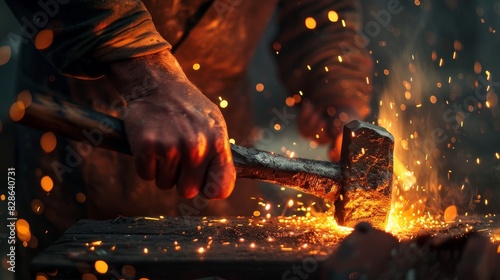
<box><xmin>138</xmin><ymin>133</ymin><xmax>159</xmax><ymax>147</ymax></box>
<box><xmin>177</xmin><ymin>185</ymin><xmax>199</xmax><ymax>199</ymax></box>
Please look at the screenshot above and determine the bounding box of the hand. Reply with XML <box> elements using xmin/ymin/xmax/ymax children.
<box><xmin>297</xmin><ymin>100</ymin><xmax>344</xmax><ymax>161</ymax></box>
<box><xmin>106</xmin><ymin>50</ymin><xmax>235</xmax><ymax>199</ymax></box>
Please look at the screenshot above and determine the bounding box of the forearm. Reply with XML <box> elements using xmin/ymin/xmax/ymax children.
<box><xmin>5</xmin><ymin>0</ymin><xmax>170</xmax><ymax>79</ymax></box>
<box><xmin>276</xmin><ymin>0</ymin><xmax>373</xmax><ymax>118</ymax></box>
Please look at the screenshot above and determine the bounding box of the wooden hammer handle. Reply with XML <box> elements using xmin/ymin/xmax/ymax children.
<box><xmin>18</xmin><ymin>93</ymin><xmax>342</xmax><ymax>201</ymax></box>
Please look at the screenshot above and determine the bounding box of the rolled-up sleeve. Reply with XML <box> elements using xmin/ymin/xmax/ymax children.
<box><xmin>5</xmin><ymin>0</ymin><xmax>170</xmax><ymax>79</ymax></box>
<box><xmin>275</xmin><ymin>0</ymin><xmax>373</xmax><ymax>120</ymax></box>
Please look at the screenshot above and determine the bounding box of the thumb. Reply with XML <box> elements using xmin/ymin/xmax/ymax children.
<box><xmin>328</xmin><ymin>134</ymin><xmax>343</xmax><ymax>162</ymax></box>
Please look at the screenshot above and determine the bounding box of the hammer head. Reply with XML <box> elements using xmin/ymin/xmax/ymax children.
<box><xmin>334</xmin><ymin>120</ymin><xmax>394</xmax><ymax>229</ymax></box>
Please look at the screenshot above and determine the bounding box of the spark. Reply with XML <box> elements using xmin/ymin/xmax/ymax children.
<box><xmin>256</xmin><ymin>83</ymin><xmax>264</xmax><ymax>92</ymax></box>
<box><xmin>94</xmin><ymin>260</ymin><xmax>108</xmax><ymax>274</ymax></box>
<box><xmin>219</xmin><ymin>99</ymin><xmax>228</xmax><ymax>108</ymax></box>
<box><xmin>0</xmin><ymin>45</ymin><xmax>11</xmax><ymax>65</ymax></box>
<box><xmin>305</xmin><ymin>17</ymin><xmax>316</xmax><ymax>29</ymax></box>
<box><xmin>328</xmin><ymin>10</ymin><xmax>339</xmax><ymax>22</ymax></box>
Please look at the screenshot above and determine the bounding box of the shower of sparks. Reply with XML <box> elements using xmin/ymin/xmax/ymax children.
<box><xmin>67</xmin><ymin>4</ymin><xmax>499</xmax><ymax>263</ymax></box>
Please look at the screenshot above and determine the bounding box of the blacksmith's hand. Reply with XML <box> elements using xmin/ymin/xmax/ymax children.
<box><xmin>297</xmin><ymin>99</ymin><xmax>345</xmax><ymax>162</ymax></box>
<box><xmin>107</xmin><ymin>50</ymin><xmax>235</xmax><ymax>199</ymax></box>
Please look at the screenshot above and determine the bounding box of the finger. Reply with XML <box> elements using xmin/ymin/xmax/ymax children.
<box><xmin>176</xmin><ymin>161</ymin><xmax>208</xmax><ymax>199</ymax></box>
<box><xmin>202</xmin><ymin>138</ymin><xmax>235</xmax><ymax>199</ymax></box>
<box><xmin>299</xmin><ymin>110</ymin><xmax>325</xmax><ymax>140</ymax></box>
<box><xmin>176</xmin><ymin>134</ymin><xmax>210</xmax><ymax>198</ymax></box>
<box><xmin>313</xmin><ymin>118</ymin><xmax>331</xmax><ymax>144</ymax></box>
<box><xmin>156</xmin><ymin>148</ymin><xmax>181</xmax><ymax>190</ymax></box>
<box><xmin>132</xmin><ymin>140</ymin><xmax>157</xmax><ymax>180</ymax></box>
<box><xmin>298</xmin><ymin>100</ymin><xmax>316</xmax><ymax>137</ymax></box>
<box><xmin>328</xmin><ymin>134</ymin><xmax>343</xmax><ymax>162</ymax></box>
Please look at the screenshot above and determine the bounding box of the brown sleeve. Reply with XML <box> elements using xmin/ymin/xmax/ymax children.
<box><xmin>275</xmin><ymin>0</ymin><xmax>373</xmax><ymax>120</ymax></box>
<box><xmin>5</xmin><ymin>0</ymin><xmax>170</xmax><ymax>79</ymax></box>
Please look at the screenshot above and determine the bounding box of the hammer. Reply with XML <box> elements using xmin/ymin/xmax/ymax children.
<box><xmin>14</xmin><ymin>93</ymin><xmax>394</xmax><ymax>228</ymax></box>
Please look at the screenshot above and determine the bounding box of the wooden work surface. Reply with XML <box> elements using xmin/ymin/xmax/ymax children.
<box><xmin>32</xmin><ymin>216</ymin><xmax>351</xmax><ymax>280</ymax></box>
<box><xmin>32</xmin><ymin>216</ymin><xmax>500</xmax><ymax>280</ymax></box>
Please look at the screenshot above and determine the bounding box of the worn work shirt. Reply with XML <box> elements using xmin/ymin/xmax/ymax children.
<box><xmin>7</xmin><ymin>0</ymin><xmax>372</xmax><ymax>114</ymax></box>
<box><xmin>6</xmin><ymin>1</ymin><xmax>372</xmax><ymax>275</ymax></box>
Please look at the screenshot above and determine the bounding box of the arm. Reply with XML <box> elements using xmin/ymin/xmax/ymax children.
<box><xmin>6</xmin><ymin>0</ymin><xmax>235</xmax><ymax>198</ymax></box>
<box><xmin>275</xmin><ymin>0</ymin><xmax>373</xmax><ymax>160</ymax></box>
<box><xmin>5</xmin><ymin>0</ymin><xmax>169</xmax><ymax>79</ymax></box>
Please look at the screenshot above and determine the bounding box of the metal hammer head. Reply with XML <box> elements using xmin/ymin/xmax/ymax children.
<box><xmin>334</xmin><ymin>120</ymin><xmax>394</xmax><ymax>229</ymax></box>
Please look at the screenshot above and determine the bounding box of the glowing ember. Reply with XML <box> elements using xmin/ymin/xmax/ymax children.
<box><xmin>443</xmin><ymin>205</ymin><xmax>458</xmax><ymax>223</ymax></box>
<box><xmin>94</xmin><ymin>260</ymin><xmax>108</xmax><ymax>274</ymax></box>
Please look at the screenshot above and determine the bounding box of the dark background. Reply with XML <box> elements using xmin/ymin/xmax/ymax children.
<box><xmin>1</xmin><ymin>0</ymin><xmax>500</xmax><ymax>278</ymax></box>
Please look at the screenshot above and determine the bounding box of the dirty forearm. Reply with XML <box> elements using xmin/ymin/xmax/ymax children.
<box><xmin>276</xmin><ymin>0</ymin><xmax>373</xmax><ymax>119</ymax></box>
<box><xmin>5</xmin><ymin>0</ymin><xmax>170</xmax><ymax>79</ymax></box>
